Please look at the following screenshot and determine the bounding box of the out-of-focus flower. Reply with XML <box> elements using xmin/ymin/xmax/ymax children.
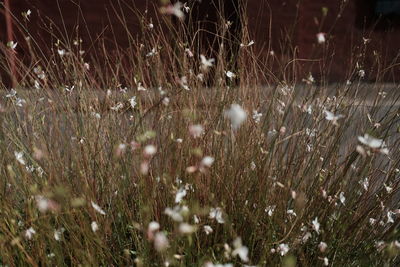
<box><xmin>277</xmin><ymin>243</ymin><xmax>289</xmax><ymax>256</ymax></box>
<box><xmin>225</xmin><ymin>71</ymin><xmax>236</xmax><ymax>80</ymax></box>
<box><xmin>175</xmin><ymin>187</ymin><xmax>187</xmax><ymax>203</ymax></box>
<box><xmin>7</xmin><ymin>41</ymin><xmax>17</xmax><ymax>50</ymax></box>
<box><xmin>201</xmin><ymin>156</ymin><xmax>215</xmax><ymax>168</ymax></box>
<box><xmin>339</xmin><ymin>192</ymin><xmax>346</xmax><ymax>205</ymax></box>
<box><xmin>316</xmin><ymin>32</ymin><xmax>326</xmax><ymax>44</ymax></box>
<box><xmin>200</xmin><ymin>55</ymin><xmax>215</xmax><ymax>72</ymax></box>
<box><xmin>91</xmin><ymin>221</ymin><xmax>99</xmax><ymax>232</ymax></box>
<box><xmin>312</xmin><ymin>217</ymin><xmax>320</xmax><ymax>234</ymax></box>
<box><xmin>225</xmin><ymin>104</ymin><xmax>247</xmax><ymax>130</ymax></box>
<box><xmin>209</xmin><ymin>207</ymin><xmax>225</xmax><ymax>224</ymax></box>
<box><xmin>203</xmin><ymin>225</ymin><xmax>213</xmax><ymax>235</ymax></box>
<box><xmin>14</xmin><ymin>151</ymin><xmax>26</xmax><ymax>165</ymax></box>
<box><xmin>160</xmin><ymin>2</ymin><xmax>185</xmax><ymax>20</ymax></box>
<box><xmin>129</xmin><ymin>96</ymin><xmax>137</xmax><ymax>108</ymax></box>
<box><xmin>319</xmin><ymin>241</ymin><xmax>328</xmax><ymax>253</ymax></box>
<box><xmin>324</xmin><ymin>110</ymin><xmax>344</xmax><ymax>126</ymax></box>
<box><xmin>232</xmin><ymin>237</ymin><xmax>249</xmax><ymax>262</ymax></box>
<box><xmin>91</xmin><ymin>201</ymin><xmax>106</xmax><ymax>215</ymax></box>
<box><xmin>179</xmin><ymin>223</ymin><xmax>197</xmax><ymax>234</ymax></box>
<box><xmin>240</xmin><ymin>40</ymin><xmax>255</xmax><ymax>47</ymax></box>
<box><xmin>143</xmin><ymin>145</ymin><xmax>157</xmax><ymax>158</ymax></box>
<box><xmin>189</xmin><ymin>124</ymin><xmax>204</xmax><ymax>138</ymax></box>
<box><xmin>358</xmin><ymin>134</ymin><xmax>388</xmax><ymax>154</ymax></box>
<box><xmin>25</xmin><ymin>227</ymin><xmax>36</xmax><ymax>240</ymax></box>
<box><xmin>154</xmin><ymin>232</ymin><xmax>169</xmax><ymax>252</ymax></box>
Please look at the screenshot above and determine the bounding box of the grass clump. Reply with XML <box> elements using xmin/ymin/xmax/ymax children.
<box><xmin>1</xmin><ymin>1</ymin><xmax>400</xmax><ymax>266</ymax></box>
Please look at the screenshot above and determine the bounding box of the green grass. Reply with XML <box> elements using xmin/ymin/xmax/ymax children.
<box><xmin>1</xmin><ymin>1</ymin><xmax>400</xmax><ymax>266</ymax></box>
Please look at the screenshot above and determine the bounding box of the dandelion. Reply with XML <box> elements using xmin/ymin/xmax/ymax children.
<box><xmin>225</xmin><ymin>104</ymin><xmax>247</xmax><ymax>130</ymax></box>
<box><xmin>91</xmin><ymin>221</ymin><xmax>99</xmax><ymax>232</ymax></box>
<box><xmin>14</xmin><ymin>151</ymin><xmax>26</xmax><ymax>165</ymax></box>
<box><xmin>324</xmin><ymin>110</ymin><xmax>344</xmax><ymax>126</ymax></box>
<box><xmin>25</xmin><ymin>227</ymin><xmax>36</xmax><ymax>240</ymax></box>
<box><xmin>225</xmin><ymin>71</ymin><xmax>236</xmax><ymax>80</ymax></box>
<box><xmin>277</xmin><ymin>243</ymin><xmax>289</xmax><ymax>256</ymax></box>
<box><xmin>154</xmin><ymin>232</ymin><xmax>169</xmax><ymax>252</ymax></box>
<box><xmin>91</xmin><ymin>201</ymin><xmax>106</xmax><ymax>215</ymax></box>
<box><xmin>316</xmin><ymin>32</ymin><xmax>326</xmax><ymax>44</ymax></box>
<box><xmin>209</xmin><ymin>207</ymin><xmax>225</xmax><ymax>224</ymax></box>
<box><xmin>203</xmin><ymin>225</ymin><xmax>213</xmax><ymax>235</ymax></box>
<box><xmin>232</xmin><ymin>237</ymin><xmax>249</xmax><ymax>262</ymax></box>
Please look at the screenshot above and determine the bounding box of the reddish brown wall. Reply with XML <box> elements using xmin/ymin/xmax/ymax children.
<box><xmin>1</xmin><ymin>0</ymin><xmax>400</xmax><ymax>83</ymax></box>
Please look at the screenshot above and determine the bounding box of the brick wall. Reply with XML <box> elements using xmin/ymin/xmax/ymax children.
<box><xmin>1</xmin><ymin>0</ymin><xmax>399</xmax><ymax>82</ymax></box>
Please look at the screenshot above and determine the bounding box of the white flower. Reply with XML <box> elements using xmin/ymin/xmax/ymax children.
<box><xmin>148</xmin><ymin>221</ymin><xmax>160</xmax><ymax>233</ymax></box>
<box><xmin>54</xmin><ymin>228</ymin><xmax>64</xmax><ymax>241</ymax></box>
<box><xmin>154</xmin><ymin>232</ymin><xmax>169</xmax><ymax>252</ymax></box>
<box><xmin>160</xmin><ymin>2</ymin><xmax>185</xmax><ymax>20</ymax></box>
<box><xmin>312</xmin><ymin>217</ymin><xmax>320</xmax><ymax>234</ymax></box>
<box><xmin>358</xmin><ymin>134</ymin><xmax>385</xmax><ymax>149</ymax></box>
<box><xmin>91</xmin><ymin>201</ymin><xmax>106</xmax><ymax>215</ymax></box>
<box><xmin>7</xmin><ymin>41</ymin><xmax>17</xmax><ymax>50</ymax></box>
<box><xmin>316</xmin><ymin>32</ymin><xmax>326</xmax><ymax>44</ymax></box>
<box><xmin>146</xmin><ymin>47</ymin><xmax>158</xmax><ymax>57</ymax></box>
<box><xmin>252</xmin><ymin>110</ymin><xmax>262</xmax><ymax>123</ymax></box>
<box><xmin>201</xmin><ymin>156</ymin><xmax>215</xmax><ymax>168</ymax></box>
<box><xmin>339</xmin><ymin>192</ymin><xmax>346</xmax><ymax>205</ymax></box>
<box><xmin>277</xmin><ymin>243</ymin><xmax>289</xmax><ymax>256</ymax></box>
<box><xmin>323</xmin><ymin>257</ymin><xmax>329</xmax><ymax>266</ymax></box>
<box><xmin>225</xmin><ymin>71</ymin><xmax>236</xmax><ymax>80</ymax></box>
<box><xmin>14</xmin><ymin>151</ymin><xmax>26</xmax><ymax>165</ymax></box>
<box><xmin>6</xmin><ymin>88</ymin><xmax>17</xmax><ymax>98</ymax></box>
<box><xmin>175</xmin><ymin>187</ymin><xmax>187</xmax><ymax>203</ymax></box>
<box><xmin>25</xmin><ymin>227</ymin><xmax>36</xmax><ymax>240</ymax></box>
<box><xmin>287</xmin><ymin>209</ymin><xmax>297</xmax><ymax>217</ymax></box>
<box><xmin>324</xmin><ymin>110</ymin><xmax>344</xmax><ymax>125</ymax></box>
<box><xmin>358</xmin><ymin>69</ymin><xmax>365</xmax><ymax>78</ymax></box>
<box><xmin>200</xmin><ymin>55</ymin><xmax>215</xmax><ymax>71</ymax></box>
<box><xmin>57</xmin><ymin>49</ymin><xmax>66</xmax><ymax>56</ymax></box>
<box><xmin>232</xmin><ymin>237</ymin><xmax>249</xmax><ymax>262</ymax></box>
<box><xmin>387</xmin><ymin>211</ymin><xmax>395</xmax><ymax>224</ymax></box>
<box><xmin>143</xmin><ymin>145</ymin><xmax>157</xmax><ymax>157</ymax></box>
<box><xmin>91</xmin><ymin>221</ymin><xmax>99</xmax><ymax>232</ymax></box>
<box><xmin>110</xmin><ymin>102</ymin><xmax>124</xmax><ymax>111</ymax></box>
<box><xmin>225</xmin><ymin>104</ymin><xmax>247</xmax><ymax>130</ymax></box>
<box><xmin>209</xmin><ymin>207</ymin><xmax>225</xmax><ymax>224</ymax></box>
<box><xmin>189</xmin><ymin>124</ymin><xmax>204</xmax><ymax>138</ymax></box>
<box><xmin>203</xmin><ymin>225</ymin><xmax>213</xmax><ymax>235</ymax></box>
<box><xmin>185</xmin><ymin>48</ymin><xmax>194</xmax><ymax>57</ymax></box>
<box><xmin>129</xmin><ymin>96</ymin><xmax>137</xmax><ymax>108</ymax></box>
<box><xmin>179</xmin><ymin>223</ymin><xmax>197</xmax><ymax>234</ymax></box>
<box><xmin>137</xmin><ymin>82</ymin><xmax>147</xmax><ymax>91</ymax></box>
<box><xmin>302</xmin><ymin>232</ymin><xmax>312</xmax><ymax>243</ymax></box>
<box><xmin>35</xmin><ymin>195</ymin><xmax>50</xmax><ymax>213</ymax></box>
<box><xmin>164</xmin><ymin>205</ymin><xmax>188</xmax><ymax>222</ymax></box>
<box><xmin>240</xmin><ymin>40</ymin><xmax>255</xmax><ymax>47</ymax></box>
<box><xmin>318</xmin><ymin>241</ymin><xmax>328</xmax><ymax>252</ymax></box>
<box><xmin>361</xmin><ymin>177</ymin><xmax>369</xmax><ymax>191</ymax></box>
<box><xmin>265</xmin><ymin>205</ymin><xmax>276</xmax><ymax>217</ymax></box>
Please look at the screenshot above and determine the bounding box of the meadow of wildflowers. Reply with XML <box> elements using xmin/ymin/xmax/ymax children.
<box><xmin>1</xmin><ymin>1</ymin><xmax>400</xmax><ymax>266</ymax></box>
